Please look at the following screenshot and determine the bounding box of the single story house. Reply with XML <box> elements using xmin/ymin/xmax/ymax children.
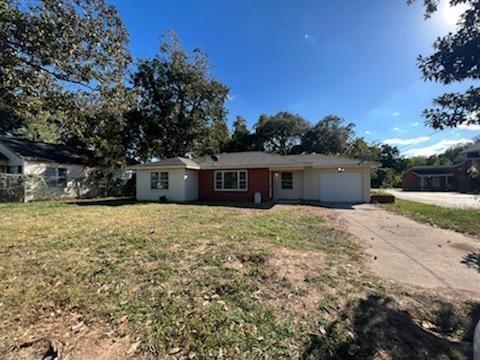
<box><xmin>0</xmin><ymin>136</ymin><xmax>95</xmax><ymax>201</ymax></box>
<box><xmin>402</xmin><ymin>144</ymin><xmax>480</xmax><ymax>192</ymax></box>
<box><xmin>128</xmin><ymin>151</ymin><xmax>379</xmax><ymax>203</ymax></box>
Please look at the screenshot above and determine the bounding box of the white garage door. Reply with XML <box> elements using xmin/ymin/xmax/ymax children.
<box><xmin>319</xmin><ymin>172</ymin><xmax>363</xmax><ymax>203</ymax></box>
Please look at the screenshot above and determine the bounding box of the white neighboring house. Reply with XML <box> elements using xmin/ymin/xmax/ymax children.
<box><xmin>0</xmin><ymin>136</ymin><xmax>95</xmax><ymax>202</ymax></box>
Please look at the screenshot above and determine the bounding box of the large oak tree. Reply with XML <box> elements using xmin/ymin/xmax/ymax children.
<box><xmin>0</xmin><ymin>0</ymin><xmax>132</xmax><ymax>139</ymax></box>
<box><xmin>254</xmin><ymin>112</ymin><xmax>309</xmax><ymax>155</ymax></box>
<box><xmin>132</xmin><ymin>33</ymin><xmax>230</xmax><ymax>160</ymax></box>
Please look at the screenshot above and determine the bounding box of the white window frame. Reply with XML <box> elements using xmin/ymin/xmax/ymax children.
<box><xmin>151</xmin><ymin>171</ymin><xmax>169</xmax><ymax>190</ymax></box>
<box><xmin>214</xmin><ymin>170</ymin><xmax>248</xmax><ymax>192</ymax></box>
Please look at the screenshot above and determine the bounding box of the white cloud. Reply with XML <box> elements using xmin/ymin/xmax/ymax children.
<box><xmin>392</xmin><ymin>112</ymin><xmax>401</xmax><ymax>117</ymax></box>
<box><xmin>391</xmin><ymin>127</ymin><xmax>403</xmax><ymax>133</ymax></box>
<box><xmin>227</xmin><ymin>94</ymin><xmax>238</xmax><ymax>101</ymax></box>
<box><xmin>404</xmin><ymin>138</ymin><xmax>473</xmax><ymax>157</ymax></box>
<box><xmin>457</xmin><ymin>123</ymin><xmax>480</xmax><ymax>131</ymax></box>
<box><xmin>383</xmin><ymin>136</ymin><xmax>430</xmax><ymax>146</ymax></box>
<box><xmin>410</xmin><ymin>122</ymin><xmax>419</xmax><ymax>127</ymax></box>
<box><xmin>365</xmin><ymin>130</ymin><xmax>372</xmax><ymax>135</ymax></box>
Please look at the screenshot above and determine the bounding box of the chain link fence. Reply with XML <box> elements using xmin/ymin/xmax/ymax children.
<box><xmin>0</xmin><ymin>174</ymin><xmax>25</xmax><ymax>202</ymax></box>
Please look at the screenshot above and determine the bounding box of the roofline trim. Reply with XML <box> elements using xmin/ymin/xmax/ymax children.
<box><xmin>129</xmin><ymin>162</ymin><xmax>379</xmax><ymax>171</ymax></box>
<box><xmin>127</xmin><ymin>164</ymin><xmax>201</xmax><ymax>170</ymax></box>
<box><xmin>413</xmin><ymin>172</ymin><xmax>455</xmax><ymax>177</ymax></box>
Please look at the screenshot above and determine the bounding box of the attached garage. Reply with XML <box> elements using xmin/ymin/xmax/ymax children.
<box><xmin>319</xmin><ymin>172</ymin><xmax>364</xmax><ymax>203</ymax></box>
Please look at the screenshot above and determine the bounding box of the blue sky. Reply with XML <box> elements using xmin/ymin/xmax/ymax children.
<box><xmin>111</xmin><ymin>0</ymin><xmax>479</xmax><ymax>157</ymax></box>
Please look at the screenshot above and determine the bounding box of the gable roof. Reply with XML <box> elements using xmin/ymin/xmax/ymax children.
<box><xmin>128</xmin><ymin>157</ymin><xmax>200</xmax><ymax>170</ymax></box>
<box><xmin>0</xmin><ymin>136</ymin><xmax>91</xmax><ymax>165</ymax></box>
<box><xmin>128</xmin><ymin>151</ymin><xmax>379</xmax><ymax>170</ymax></box>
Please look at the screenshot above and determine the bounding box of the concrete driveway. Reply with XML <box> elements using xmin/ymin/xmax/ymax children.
<box><xmin>384</xmin><ymin>188</ymin><xmax>480</xmax><ymax>209</ymax></box>
<box><xmin>335</xmin><ymin>204</ymin><xmax>480</xmax><ymax>293</ymax></box>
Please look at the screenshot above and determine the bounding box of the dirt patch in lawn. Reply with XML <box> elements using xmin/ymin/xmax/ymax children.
<box><xmin>1</xmin><ymin>313</ymin><xmax>139</xmax><ymax>360</ymax></box>
<box><xmin>259</xmin><ymin>247</ymin><xmax>326</xmax><ymax>318</ymax></box>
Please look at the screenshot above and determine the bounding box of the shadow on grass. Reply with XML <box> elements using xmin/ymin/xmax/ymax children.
<box><xmin>68</xmin><ymin>198</ymin><xmax>276</xmax><ymax>209</ymax></box>
<box><xmin>302</xmin><ymin>294</ymin><xmax>480</xmax><ymax>359</ymax></box>
<box><xmin>462</xmin><ymin>253</ymin><xmax>480</xmax><ymax>273</ymax></box>
<box><xmin>67</xmin><ymin>198</ymin><xmax>357</xmax><ymax>210</ymax></box>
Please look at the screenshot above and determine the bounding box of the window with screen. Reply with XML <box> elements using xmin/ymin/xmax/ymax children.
<box><xmin>151</xmin><ymin>172</ymin><xmax>169</xmax><ymax>190</ymax></box>
<box><xmin>281</xmin><ymin>172</ymin><xmax>293</xmax><ymax>189</ymax></box>
<box><xmin>44</xmin><ymin>167</ymin><xmax>68</xmax><ymax>187</ymax></box>
<box><xmin>214</xmin><ymin>170</ymin><xmax>247</xmax><ymax>191</ymax></box>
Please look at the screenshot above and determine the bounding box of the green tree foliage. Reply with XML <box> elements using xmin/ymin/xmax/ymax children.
<box><xmin>300</xmin><ymin>115</ymin><xmax>355</xmax><ymax>155</ymax></box>
<box><xmin>133</xmin><ymin>33</ymin><xmax>230</xmax><ymax>159</ymax></box>
<box><xmin>254</xmin><ymin>112</ymin><xmax>309</xmax><ymax>155</ymax></box>
<box><xmin>409</xmin><ymin>0</ymin><xmax>480</xmax><ymax>128</ymax></box>
<box><xmin>224</xmin><ymin>115</ymin><xmax>256</xmax><ymax>152</ymax></box>
<box><xmin>196</xmin><ymin>117</ymin><xmax>230</xmax><ymax>156</ymax></box>
<box><xmin>0</xmin><ymin>105</ymin><xmax>22</xmax><ymax>135</ymax></box>
<box><xmin>378</xmin><ymin>144</ymin><xmax>405</xmax><ymax>173</ymax></box>
<box><xmin>371</xmin><ymin>168</ymin><xmax>402</xmax><ymax>188</ymax></box>
<box><xmin>346</xmin><ymin>138</ymin><xmax>381</xmax><ymax>161</ymax></box>
<box><xmin>0</xmin><ymin>0</ymin><xmax>132</xmax><ymax>137</ymax></box>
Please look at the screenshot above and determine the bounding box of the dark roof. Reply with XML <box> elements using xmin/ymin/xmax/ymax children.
<box><xmin>0</xmin><ymin>136</ymin><xmax>91</xmax><ymax>165</ymax></box>
<box><xmin>0</xmin><ymin>152</ymin><xmax>8</xmax><ymax>161</ymax></box>
<box><xmin>128</xmin><ymin>157</ymin><xmax>200</xmax><ymax>169</ymax></box>
<box><xmin>460</xmin><ymin>143</ymin><xmax>480</xmax><ymax>154</ymax></box>
<box><xmin>409</xmin><ymin>165</ymin><xmax>457</xmax><ymax>175</ymax></box>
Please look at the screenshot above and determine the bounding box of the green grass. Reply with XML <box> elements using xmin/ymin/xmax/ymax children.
<box><xmin>0</xmin><ymin>200</ymin><xmax>476</xmax><ymax>359</ymax></box>
<box><xmin>382</xmin><ymin>199</ymin><xmax>480</xmax><ymax>238</ymax></box>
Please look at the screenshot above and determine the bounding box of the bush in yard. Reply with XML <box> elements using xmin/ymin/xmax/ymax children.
<box><xmin>371</xmin><ymin>168</ymin><xmax>402</xmax><ymax>188</ymax></box>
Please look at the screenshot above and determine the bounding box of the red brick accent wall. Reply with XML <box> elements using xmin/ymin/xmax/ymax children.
<box><xmin>456</xmin><ymin>160</ymin><xmax>477</xmax><ymax>193</ymax></box>
<box><xmin>402</xmin><ymin>170</ymin><xmax>421</xmax><ymax>191</ymax></box>
<box><xmin>198</xmin><ymin>168</ymin><xmax>270</xmax><ymax>202</ymax></box>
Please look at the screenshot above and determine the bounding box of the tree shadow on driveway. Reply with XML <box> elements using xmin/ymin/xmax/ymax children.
<box><xmin>302</xmin><ymin>293</ymin><xmax>480</xmax><ymax>359</ymax></box>
<box><xmin>462</xmin><ymin>253</ymin><xmax>480</xmax><ymax>273</ymax></box>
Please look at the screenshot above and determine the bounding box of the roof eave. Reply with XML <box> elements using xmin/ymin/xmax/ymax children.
<box><xmin>127</xmin><ymin>164</ymin><xmax>200</xmax><ymax>170</ymax></box>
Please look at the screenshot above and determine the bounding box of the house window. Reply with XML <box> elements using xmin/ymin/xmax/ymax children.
<box><xmin>214</xmin><ymin>170</ymin><xmax>248</xmax><ymax>191</ymax></box>
<box><xmin>281</xmin><ymin>172</ymin><xmax>293</xmax><ymax>189</ymax></box>
<box><xmin>57</xmin><ymin>168</ymin><xmax>67</xmax><ymax>187</ymax></box>
<box><xmin>45</xmin><ymin>167</ymin><xmax>68</xmax><ymax>187</ymax></box>
<box><xmin>151</xmin><ymin>172</ymin><xmax>169</xmax><ymax>190</ymax></box>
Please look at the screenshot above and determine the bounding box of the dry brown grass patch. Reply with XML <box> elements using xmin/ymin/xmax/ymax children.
<box><xmin>1</xmin><ymin>312</ymin><xmax>141</xmax><ymax>360</ymax></box>
<box><xmin>259</xmin><ymin>247</ymin><xmax>326</xmax><ymax>319</ymax></box>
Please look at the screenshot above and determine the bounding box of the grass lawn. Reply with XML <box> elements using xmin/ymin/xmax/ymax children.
<box><xmin>0</xmin><ymin>200</ymin><xmax>478</xmax><ymax>359</ymax></box>
<box><xmin>382</xmin><ymin>199</ymin><xmax>480</xmax><ymax>238</ymax></box>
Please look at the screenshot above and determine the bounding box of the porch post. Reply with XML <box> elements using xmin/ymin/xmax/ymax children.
<box><xmin>268</xmin><ymin>171</ymin><xmax>272</xmax><ymax>200</ymax></box>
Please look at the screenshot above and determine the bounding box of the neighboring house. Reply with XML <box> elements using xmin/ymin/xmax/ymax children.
<box><xmin>0</xmin><ymin>136</ymin><xmax>95</xmax><ymax>201</ymax></box>
<box><xmin>128</xmin><ymin>151</ymin><xmax>379</xmax><ymax>203</ymax></box>
<box><xmin>402</xmin><ymin>144</ymin><xmax>480</xmax><ymax>192</ymax></box>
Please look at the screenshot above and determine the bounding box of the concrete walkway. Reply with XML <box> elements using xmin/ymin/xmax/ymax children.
<box><xmin>384</xmin><ymin>189</ymin><xmax>480</xmax><ymax>209</ymax></box>
<box><xmin>335</xmin><ymin>204</ymin><xmax>480</xmax><ymax>293</ymax></box>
